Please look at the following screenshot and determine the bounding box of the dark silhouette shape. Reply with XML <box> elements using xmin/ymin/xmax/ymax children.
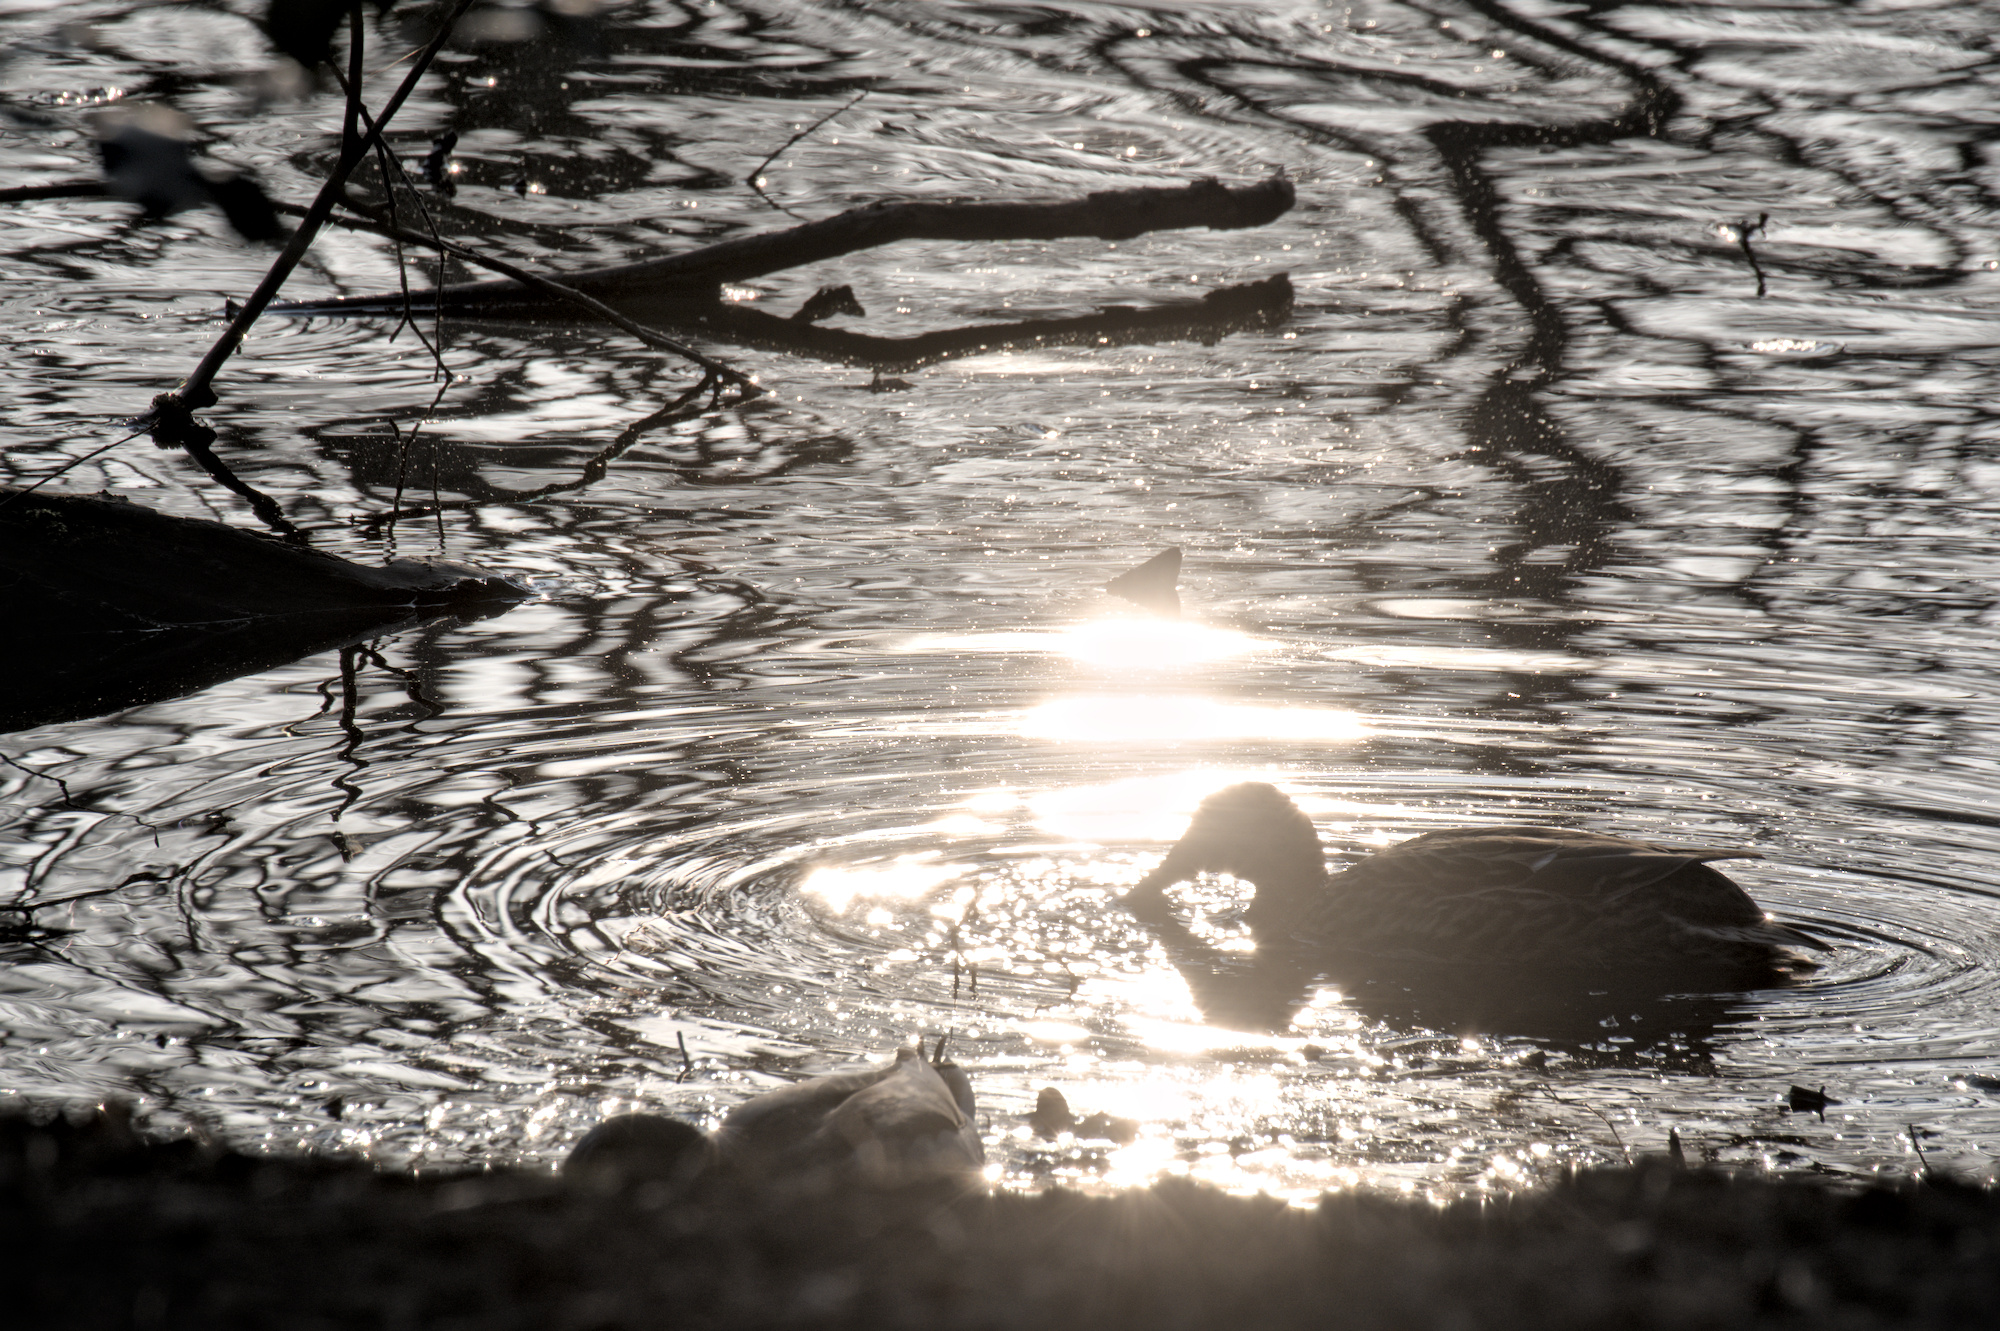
<box><xmin>791</xmin><ymin>284</ymin><xmax>866</xmax><ymax>324</ymax></box>
<box><xmin>1120</xmin><ymin>783</ymin><xmax>1826</xmax><ymax>1051</ymax></box>
<box><xmin>564</xmin><ymin>1113</ymin><xmax>710</xmax><ymax>1193</ymax></box>
<box><xmin>1105</xmin><ymin>547</ymin><xmax>1181</xmax><ymax>617</ymax></box>
<box><xmin>264</xmin><ymin>0</ymin><xmax>350</xmax><ymax>69</ymax></box>
<box><xmin>0</xmin><ymin>488</ymin><xmax>523</xmax><ymax>732</ymax></box>
<box><xmin>1029</xmin><ymin>1088</ymin><xmax>1139</xmax><ymax>1144</ymax></box>
<box><xmin>1135</xmin><ymin>784</ymin><xmax>1824</xmax><ymax>979</ymax></box>
<box><xmin>1788</xmin><ymin>1085</ymin><xmax>1840</xmax><ymax>1121</ymax></box>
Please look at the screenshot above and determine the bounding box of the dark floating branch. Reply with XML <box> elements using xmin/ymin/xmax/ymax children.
<box><xmin>661</xmin><ymin>274</ymin><xmax>1294</xmax><ymax>374</ymax></box>
<box><xmin>286</xmin><ymin>174</ymin><xmax>1298</xmax><ymax>315</ymax></box>
<box><xmin>0</xmin><ymin>182</ymin><xmax>109</xmax><ymax>205</ymax></box>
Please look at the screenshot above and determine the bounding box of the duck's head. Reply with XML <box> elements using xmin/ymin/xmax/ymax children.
<box><xmin>1130</xmin><ymin>783</ymin><xmax>1326</xmax><ymax>922</ymax></box>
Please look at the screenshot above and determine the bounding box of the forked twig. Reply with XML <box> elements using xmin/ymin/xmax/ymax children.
<box><xmin>296</xmin><ymin>196</ymin><xmax>759</xmax><ymax>393</ymax></box>
<box><xmin>1732</xmin><ymin>212</ymin><xmax>1769</xmax><ymax>298</ymax></box>
<box><xmin>144</xmin><ymin>0</ymin><xmax>477</xmax><ymax>430</ymax></box>
<box><xmin>1540</xmin><ymin>1083</ymin><xmax>1630</xmax><ymax>1164</ymax></box>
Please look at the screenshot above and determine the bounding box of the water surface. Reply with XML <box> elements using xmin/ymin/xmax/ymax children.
<box><xmin>4</xmin><ymin>0</ymin><xmax>1999</xmax><ymax>1198</ymax></box>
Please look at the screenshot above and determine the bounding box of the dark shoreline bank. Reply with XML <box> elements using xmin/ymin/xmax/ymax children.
<box><xmin>6</xmin><ymin>1107</ymin><xmax>1995</xmax><ymax>1329</ymax></box>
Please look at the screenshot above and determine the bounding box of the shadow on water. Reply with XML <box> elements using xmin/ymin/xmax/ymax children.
<box><xmin>1139</xmin><ymin>935</ymin><xmax>1763</xmax><ymax>1070</ymax></box>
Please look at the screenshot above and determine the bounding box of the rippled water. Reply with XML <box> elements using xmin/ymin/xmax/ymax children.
<box><xmin>4</xmin><ymin>0</ymin><xmax>2000</xmax><ymax>1199</ymax></box>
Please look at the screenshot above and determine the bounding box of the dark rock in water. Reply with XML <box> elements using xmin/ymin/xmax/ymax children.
<box><xmin>8</xmin><ymin>1103</ymin><xmax>2000</xmax><ymax>1330</ymax></box>
<box><xmin>0</xmin><ymin>488</ymin><xmax>525</xmax><ymax>731</ymax></box>
<box><xmin>564</xmin><ymin>1113</ymin><xmax>710</xmax><ymax>1194</ymax></box>
<box><xmin>562</xmin><ymin>1047</ymin><xmax>985</xmax><ymax>1197</ymax></box>
<box><xmin>711</xmin><ymin>1045</ymin><xmax>985</xmax><ymax>1188</ymax></box>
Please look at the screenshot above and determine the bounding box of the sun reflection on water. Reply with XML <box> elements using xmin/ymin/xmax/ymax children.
<box><xmin>1021</xmin><ymin>695</ymin><xmax>1366</xmax><ymax>743</ymax></box>
<box><xmin>1059</xmin><ymin>617</ymin><xmax>1260</xmax><ymax>670</ymax></box>
<box><xmin>798</xmin><ymin>853</ymin><xmax>968</xmax><ymax>913</ymax></box>
<box><xmin>895</xmin><ymin>614</ymin><xmax>1263</xmax><ymax>672</ymax></box>
<box><xmin>1027</xmin><ymin>770</ymin><xmax>1291</xmax><ymax>843</ymax></box>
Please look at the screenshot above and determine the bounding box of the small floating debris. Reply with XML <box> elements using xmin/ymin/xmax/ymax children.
<box><xmin>1787</xmin><ymin>1084</ymin><xmax>1840</xmax><ymax>1120</ymax></box>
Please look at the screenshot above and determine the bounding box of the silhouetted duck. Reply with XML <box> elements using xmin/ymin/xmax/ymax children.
<box><xmin>1127</xmin><ymin>783</ymin><xmax>1827</xmax><ymax>985</ymax></box>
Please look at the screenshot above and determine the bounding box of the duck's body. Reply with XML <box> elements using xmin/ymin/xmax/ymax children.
<box><xmin>1130</xmin><ymin>784</ymin><xmax>1825</xmax><ymax>983</ymax></box>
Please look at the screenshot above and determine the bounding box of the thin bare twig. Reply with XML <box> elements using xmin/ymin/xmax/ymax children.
<box><xmin>145</xmin><ymin>0</ymin><xmax>476</xmax><ymax>427</ymax></box>
<box><xmin>295</xmin><ymin>196</ymin><xmax>759</xmax><ymax>393</ymax></box>
<box><xmin>747</xmin><ymin>90</ymin><xmax>867</xmax><ymax>219</ymax></box>
<box><xmin>0</xmin><ymin>754</ymin><xmax>166</xmax><ymax>845</ymax></box>
<box><xmin>330</xmin><ymin>62</ymin><xmax>448</xmax><ymax>375</ymax></box>
<box><xmin>1541</xmin><ymin>1083</ymin><xmax>1630</xmax><ymax>1165</ymax></box>
<box><xmin>1908</xmin><ymin>1124</ymin><xmax>1934</xmax><ymax>1180</ymax></box>
<box><xmin>1733</xmin><ymin>212</ymin><xmax>1769</xmax><ymax>298</ymax></box>
<box><xmin>349</xmin><ymin>373</ymin><xmax>715</xmax><ymax>533</ymax></box>
<box><xmin>386</xmin><ymin>417</ymin><xmax>411</xmax><ymax>536</ymax></box>
<box><xmin>0</xmin><ymin>427</ymin><xmax>147</xmax><ymax>509</ymax></box>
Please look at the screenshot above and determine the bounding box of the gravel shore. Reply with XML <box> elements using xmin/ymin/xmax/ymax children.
<box><xmin>7</xmin><ymin>1106</ymin><xmax>1995</xmax><ymax>1329</ymax></box>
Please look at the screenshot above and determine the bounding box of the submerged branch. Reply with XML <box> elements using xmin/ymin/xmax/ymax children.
<box><xmin>669</xmin><ymin>274</ymin><xmax>1295</xmax><ymax>374</ymax></box>
<box><xmin>289</xmin><ymin>174</ymin><xmax>1297</xmax><ymax>315</ymax></box>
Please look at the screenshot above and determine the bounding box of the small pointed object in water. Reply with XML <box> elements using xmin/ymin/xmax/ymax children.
<box><xmin>1788</xmin><ymin>1084</ymin><xmax>1841</xmax><ymax>1120</ymax></box>
<box><xmin>1105</xmin><ymin>546</ymin><xmax>1181</xmax><ymax>616</ymax></box>
<box><xmin>1129</xmin><ymin>783</ymin><xmax>1829</xmax><ymax>985</ymax></box>
<box><xmin>791</xmin><ymin>284</ymin><xmax>866</xmax><ymax>324</ymax></box>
